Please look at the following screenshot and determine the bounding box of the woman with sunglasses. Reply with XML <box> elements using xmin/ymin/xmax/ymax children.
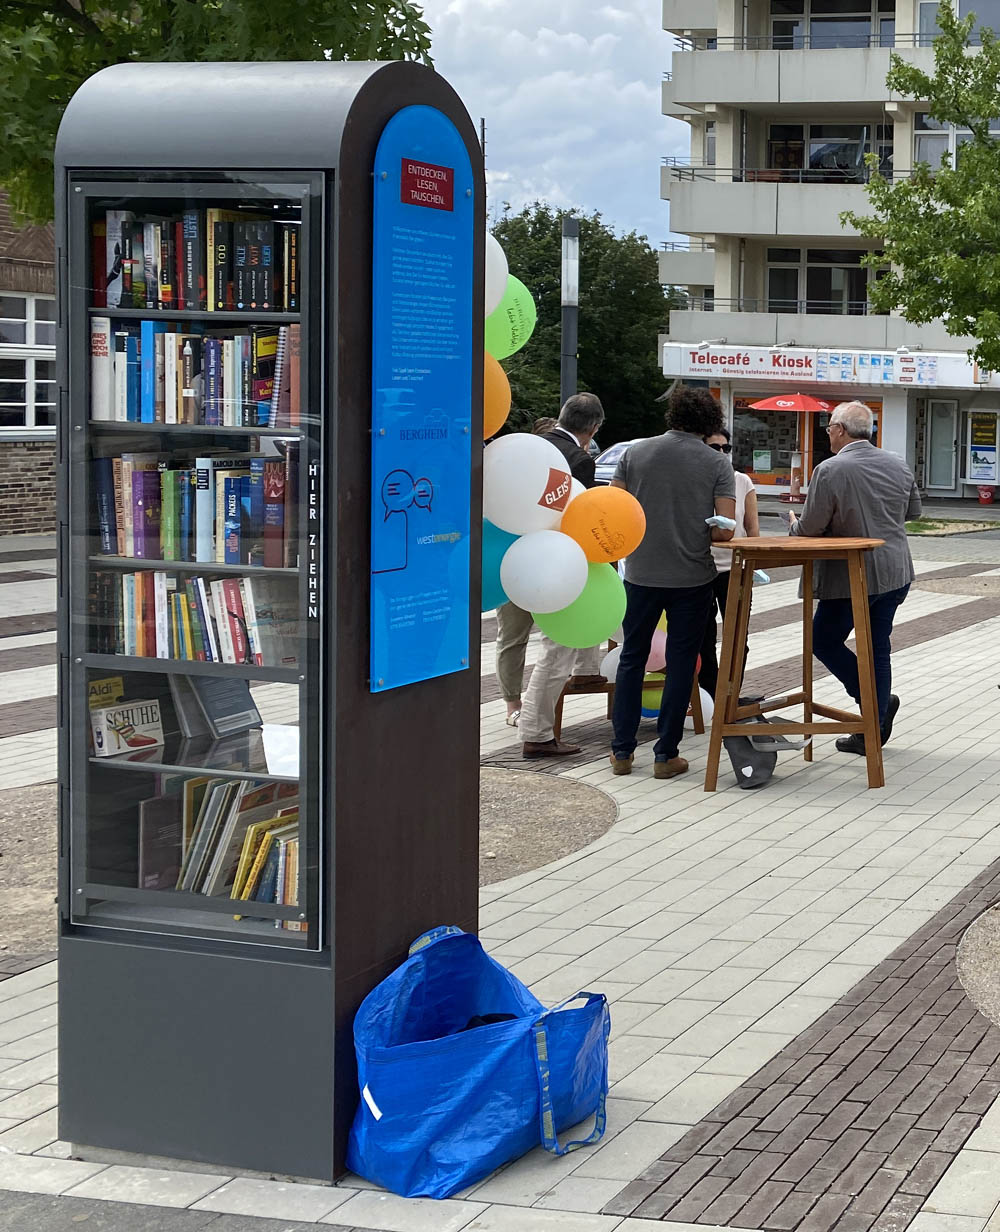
<box><xmin>698</xmin><ymin>427</ymin><xmax>759</xmax><ymax>699</ymax></box>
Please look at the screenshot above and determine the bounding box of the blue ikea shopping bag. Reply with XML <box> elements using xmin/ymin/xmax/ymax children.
<box><xmin>346</xmin><ymin>926</ymin><xmax>611</xmax><ymax>1199</ymax></box>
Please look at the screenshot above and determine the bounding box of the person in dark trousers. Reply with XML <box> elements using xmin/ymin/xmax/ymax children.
<box><xmin>609</xmin><ymin>387</ymin><xmax>736</xmax><ymax>780</ymax></box>
<box><xmin>520</xmin><ymin>393</ymin><xmax>608</xmax><ymax>757</ymax></box>
<box><xmin>789</xmin><ymin>400</ymin><xmax>922</xmax><ymax>754</ymax></box>
<box><xmin>698</xmin><ymin>425</ymin><xmax>759</xmax><ymax>699</ymax></box>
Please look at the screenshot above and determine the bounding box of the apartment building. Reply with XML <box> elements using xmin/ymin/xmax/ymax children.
<box><xmin>659</xmin><ymin>0</ymin><xmax>1000</xmax><ymax>499</ymax></box>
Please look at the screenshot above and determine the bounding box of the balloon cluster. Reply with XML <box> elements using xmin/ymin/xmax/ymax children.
<box><xmin>479</xmin><ymin>232</ymin><xmax>647</xmax><ymax>650</ymax></box>
<box><xmin>482</xmin><ymin>233</ymin><xmax>537</xmax><ymax>440</ymax></box>
<box><xmin>482</xmin><ymin>433</ymin><xmax>646</xmax><ymax>648</ymax></box>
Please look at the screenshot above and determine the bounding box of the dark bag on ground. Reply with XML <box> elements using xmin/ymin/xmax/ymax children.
<box><xmin>346</xmin><ymin>925</ymin><xmax>611</xmax><ymax>1199</ymax></box>
<box><xmin>724</xmin><ymin>715</ymin><xmax>809</xmax><ymax>789</ymax></box>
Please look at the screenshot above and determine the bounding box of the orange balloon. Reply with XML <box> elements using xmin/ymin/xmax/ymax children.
<box><xmin>560</xmin><ymin>485</ymin><xmax>646</xmax><ymax>563</ymax></box>
<box><xmin>483</xmin><ymin>352</ymin><xmax>511</xmax><ymax>439</ymax></box>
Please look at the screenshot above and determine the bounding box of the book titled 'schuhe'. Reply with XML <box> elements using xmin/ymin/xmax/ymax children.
<box><xmin>91</xmin><ymin>698</ymin><xmax>165</xmax><ymax>756</ymax></box>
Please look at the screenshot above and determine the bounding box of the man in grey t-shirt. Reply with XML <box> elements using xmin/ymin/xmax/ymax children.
<box><xmin>609</xmin><ymin>387</ymin><xmax>736</xmax><ymax>780</ymax></box>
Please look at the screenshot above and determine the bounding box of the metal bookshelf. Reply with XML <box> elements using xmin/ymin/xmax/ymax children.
<box><xmin>57</xmin><ymin>58</ymin><xmax>484</xmax><ymax>1183</ymax></box>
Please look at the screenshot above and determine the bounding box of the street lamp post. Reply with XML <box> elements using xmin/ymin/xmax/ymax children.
<box><xmin>560</xmin><ymin>215</ymin><xmax>579</xmax><ymax>407</ymax></box>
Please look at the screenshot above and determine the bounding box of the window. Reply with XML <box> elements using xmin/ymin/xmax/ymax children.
<box><xmin>914</xmin><ymin>113</ymin><xmax>949</xmax><ymax>169</ymax></box>
<box><xmin>765</xmin><ymin>247</ymin><xmax>881</xmax><ymax>314</ymax></box>
<box><xmin>770</xmin><ymin>0</ymin><xmax>893</xmax><ymax>46</ymax></box>
<box><xmin>765</xmin><ymin>122</ymin><xmax>890</xmax><ymax>182</ymax></box>
<box><xmin>704</xmin><ymin>121</ymin><xmax>717</xmax><ymax>167</ymax></box>
<box><xmin>0</xmin><ymin>295</ymin><xmax>57</xmax><ymax>434</ymax></box>
<box><xmin>914</xmin><ymin>112</ymin><xmax>1000</xmax><ymax>170</ymax></box>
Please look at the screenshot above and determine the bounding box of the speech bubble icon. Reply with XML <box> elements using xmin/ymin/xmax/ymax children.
<box><xmin>413</xmin><ymin>477</ymin><xmax>434</xmax><ymax>512</ymax></box>
<box><xmin>382</xmin><ymin>469</ymin><xmax>415</xmax><ymax>519</ymax></box>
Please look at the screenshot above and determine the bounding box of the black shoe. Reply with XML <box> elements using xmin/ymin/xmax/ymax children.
<box><xmin>836</xmin><ymin>733</ymin><xmax>867</xmax><ymax>756</ymax></box>
<box><xmin>881</xmin><ymin>695</ymin><xmax>900</xmax><ymax>746</ymax></box>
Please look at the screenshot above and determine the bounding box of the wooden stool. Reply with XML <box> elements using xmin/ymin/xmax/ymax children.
<box><xmin>705</xmin><ymin>536</ymin><xmax>886</xmax><ymax>792</ymax></box>
<box><xmin>552</xmin><ymin>646</ymin><xmax>706</xmax><ymax>741</ymax></box>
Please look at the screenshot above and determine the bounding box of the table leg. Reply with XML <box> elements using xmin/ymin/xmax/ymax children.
<box><xmin>803</xmin><ymin>560</ymin><xmax>813</xmax><ymax>764</ymax></box>
<box><xmin>705</xmin><ymin>555</ymin><xmax>747</xmax><ymax>792</ymax></box>
<box><xmin>847</xmin><ymin>551</ymin><xmax>885</xmax><ymax>789</ymax></box>
<box><xmin>690</xmin><ymin>674</ymin><xmax>704</xmax><ymax>735</ymax></box>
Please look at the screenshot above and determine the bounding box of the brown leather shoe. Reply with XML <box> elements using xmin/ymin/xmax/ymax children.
<box><xmin>609</xmin><ymin>753</ymin><xmax>634</xmax><ymax>775</ymax></box>
<box><xmin>522</xmin><ymin>739</ymin><xmax>582</xmax><ymax>759</ymax></box>
<box><xmin>654</xmin><ymin>756</ymin><xmax>689</xmax><ymax>779</ymax></box>
<box><xmin>566</xmin><ymin>674</ymin><xmax>608</xmax><ymax>688</ymax></box>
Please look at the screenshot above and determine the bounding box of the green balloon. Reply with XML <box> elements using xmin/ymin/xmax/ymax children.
<box><xmin>484</xmin><ymin>275</ymin><xmax>537</xmax><ymax>360</ymax></box>
<box><xmin>534</xmin><ymin>563</ymin><xmax>627</xmax><ymax>649</ymax></box>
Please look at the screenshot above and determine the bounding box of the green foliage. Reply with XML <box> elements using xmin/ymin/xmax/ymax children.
<box><xmin>0</xmin><ymin>0</ymin><xmax>432</xmax><ymax>224</ymax></box>
<box><xmin>492</xmin><ymin>203</ymin><xmax>683</xmax><ymax>446</ymax></box>
<box><xmin>842</xmin><ymin>1</ymin><xmax>1000</xmax><ymax>371</ymax></box>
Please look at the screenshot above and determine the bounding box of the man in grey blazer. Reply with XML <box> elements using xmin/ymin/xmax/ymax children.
<box><xmin>789</xmin><ymin>401</ymin><xmax>922</xmax><ymax>754</ymax></box>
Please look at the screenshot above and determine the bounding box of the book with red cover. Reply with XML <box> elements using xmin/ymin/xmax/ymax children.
<box><xmin>262</xmin><ymin>461</ymin><xmax>285</xmax><ymax>568</ymax></box>
<box><xmin>220</xmin><ymin>578</ymin><xmax>251</xmax><ymax>665</ymax></box>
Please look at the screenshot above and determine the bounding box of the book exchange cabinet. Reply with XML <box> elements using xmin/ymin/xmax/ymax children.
<box><xmin>55</xmin><ymin>62</ymin><xmax>484</xmax><ymax>1180</ymax></box>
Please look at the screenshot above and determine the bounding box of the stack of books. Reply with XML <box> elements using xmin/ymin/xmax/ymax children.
<box><xmin>88</xmin><ymin>569</ymin><xmax>298</xmax><ymax>667</ymax></box>
<box><xmin>92</xmin><ymin>447</ymin><xmax>298</xmax><ymax>568</ymax></box>
<box><xmin>138</xmin><ymin>776</ymin><xmax>303</xmax><ymax>931</ymax></box>
<box><xmin>94</xmin><ymin>207</ymin><xmax>299</xmax><ymax>313</ymax></box>
<box><xmin>90</xmin><ymin>319</ymin><xmax>300</xmax><ymax>428</ymax></box>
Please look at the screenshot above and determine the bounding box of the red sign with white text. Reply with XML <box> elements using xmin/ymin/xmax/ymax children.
<box><xmin>400</xmin><ymin>158</ymin><xmax>454</xmax><ymax>211</ymax></box>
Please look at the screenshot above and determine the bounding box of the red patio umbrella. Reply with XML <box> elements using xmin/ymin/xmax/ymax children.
<box><xmin>748</xmin><ymin>393</ymin><xmax>833</xmax><ymax>413</ymax></box>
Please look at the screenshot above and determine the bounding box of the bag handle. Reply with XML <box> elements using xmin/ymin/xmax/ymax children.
<box><xmin>532</xmin><ymin>992</ymin><xmax>610</xmax><ymax>1157</ymax></box>
<box><xmin>408</xmin><ymin>925</ymin><xmax>466</xmax><ymax>956</ymax></box>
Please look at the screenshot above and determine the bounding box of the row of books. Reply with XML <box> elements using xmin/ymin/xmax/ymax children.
<box><xmin>90</xmin><ymin>318</ymin><xmax>300</xmax><ymax>428</ymax></box>
<box><xmin>95</xmin><ymin>207</ymin><xmax>300</xmax><ymax>314</ymax></box>
<box><xmin>89</xmin><ymin>570</ymin><xmax>298</xmax><ymax>667</ymax></box>
<box><xmin>137</xmin><ymin>777</ymin><xmax>302</xmax><ymax>930</ymax></box>
<box><xmin>93</xmin><ymin>449</ymin><xmax>298</xmax><ymax>567</ymax></box>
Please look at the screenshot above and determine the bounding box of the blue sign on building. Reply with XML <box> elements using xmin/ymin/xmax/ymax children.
<box><xmin>370</xmin><ymin>105</ymin><xmax>474</xmax><ymax>692</ymax></box>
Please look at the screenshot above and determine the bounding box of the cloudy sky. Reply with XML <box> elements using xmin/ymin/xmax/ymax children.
<box><xmin>418</xmin><ymin>0</ymin><xmax>689</xmax><ymax>244</ymax></box>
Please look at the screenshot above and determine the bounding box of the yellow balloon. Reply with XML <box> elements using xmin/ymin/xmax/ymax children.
<box><xmin>483</xmin><ymin>353</ymin><xmax>512</xmax><ymax>439</ymax></box>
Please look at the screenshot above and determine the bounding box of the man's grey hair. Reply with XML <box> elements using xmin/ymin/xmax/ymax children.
<box><xmin>559</xmin><ymin>392</ymin><xmax>605</xmax><ymax>436</ymax></box>
<box><xmin>832</xmin><ymin>401</ymin><xmax>874</xmax><ymax>439</ymax></box>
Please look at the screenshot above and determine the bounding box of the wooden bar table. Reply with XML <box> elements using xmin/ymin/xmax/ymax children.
<box><xmin>705</xmin><ymin>535</ymin><xmax>886</xmax><ymax>792</ymax></box>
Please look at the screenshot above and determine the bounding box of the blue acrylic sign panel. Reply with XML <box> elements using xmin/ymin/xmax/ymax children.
<box><xmin>370</xmin><ymin>105</ymin><xmax>474</xmax><ymax>693</ymax></box>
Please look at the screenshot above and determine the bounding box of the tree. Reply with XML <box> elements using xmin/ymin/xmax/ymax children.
<box><xmin>841</xmin><ymin>2</ymin><xmax>1000</xmax><ymax>371</ymax></box>
<box><xmin>492</xmin><ymin>203</ymin><xmax>684</xmax><ymax>445</ymax></box>
<box><xmin>0</xmin><ymin>0</ymin><xmax>432</xmax><ymax>224</ymax></box>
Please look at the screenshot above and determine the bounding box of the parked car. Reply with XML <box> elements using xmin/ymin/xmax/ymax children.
<box><xmin>594</xmin><ymin>439</ymin><xmax>641</xmax><ymax>484</ymax></box>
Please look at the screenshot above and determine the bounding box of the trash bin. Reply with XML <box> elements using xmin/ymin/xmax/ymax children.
<box><xmin>978</xmin><ymin>486</ymin><xmax>995</xmax><ymax>505</ymax></box>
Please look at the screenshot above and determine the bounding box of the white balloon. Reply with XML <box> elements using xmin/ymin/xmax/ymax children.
<box><xmin>684</xmin><ymin>687</ymin><xmax>715</xmax><ymax>731</ymax></box>
<box><xmin>483</xmin><ymin>434</ymin><xmax>574</xmax><ymax>535</ymax></box>
<box><xmin>600</xmin><ymin>645</ymin><xmax>621</xmax><ymax>679</ymax></box>
<box><xmin>567</xmin><ymin>478</ymin><xmax>586</xmax><ymax>505</ymax></box>
<box><xmin>485</xmin><ymin>233</ymin><xmax>509</xmax><ymax>316</ymax></box>
<box><xmin>500</xmin><ymin>530</ymin><xmax>589</xmax><ymax>614</ymax></box>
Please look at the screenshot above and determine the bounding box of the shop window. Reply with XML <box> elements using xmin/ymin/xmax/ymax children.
<box><xmin>733</xmin><ymin>402</ymin><xmax>799</xmax><ymax>485</ymax></box>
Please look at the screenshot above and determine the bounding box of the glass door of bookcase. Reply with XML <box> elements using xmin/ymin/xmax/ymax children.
<box><xmin>64</xmin><ymin>173</ymin><xmax>323</xmax><ymax>949</ymax></box>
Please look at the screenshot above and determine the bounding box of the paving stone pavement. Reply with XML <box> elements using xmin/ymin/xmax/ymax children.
<box><xmin>603</xmin><ymin>855</ymin><xmax>1000</xmax><ymax>1228</ymax></box>
<box><xmin>4</xmin><ymin>531</ymin><xmax>1000</xmax><ymax>1232</ymax></box>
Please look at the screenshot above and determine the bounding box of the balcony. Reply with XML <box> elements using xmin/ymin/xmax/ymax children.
<box><xmin>663</xmin><ymin>0</ymin><xmax>716</xmax><ymax>36</ymax></box>
<box><xmin>659</xmin><ymin>241</ymin><xmax>715</xmax><ymax>286</ymax></box>
<box><xmin>666</xmin><ymin>305</ymin><xmax>976</xmax><ymax>352</ymax></box>
<box><xmin>663</xmin><ymin>162</ymin><xmax>883</xmax><ymax>238</ymax></box>
<box><xmin>667</xmin><ymin>35</ymin><xmax>933</xmax><ymax>109</ymax></box>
